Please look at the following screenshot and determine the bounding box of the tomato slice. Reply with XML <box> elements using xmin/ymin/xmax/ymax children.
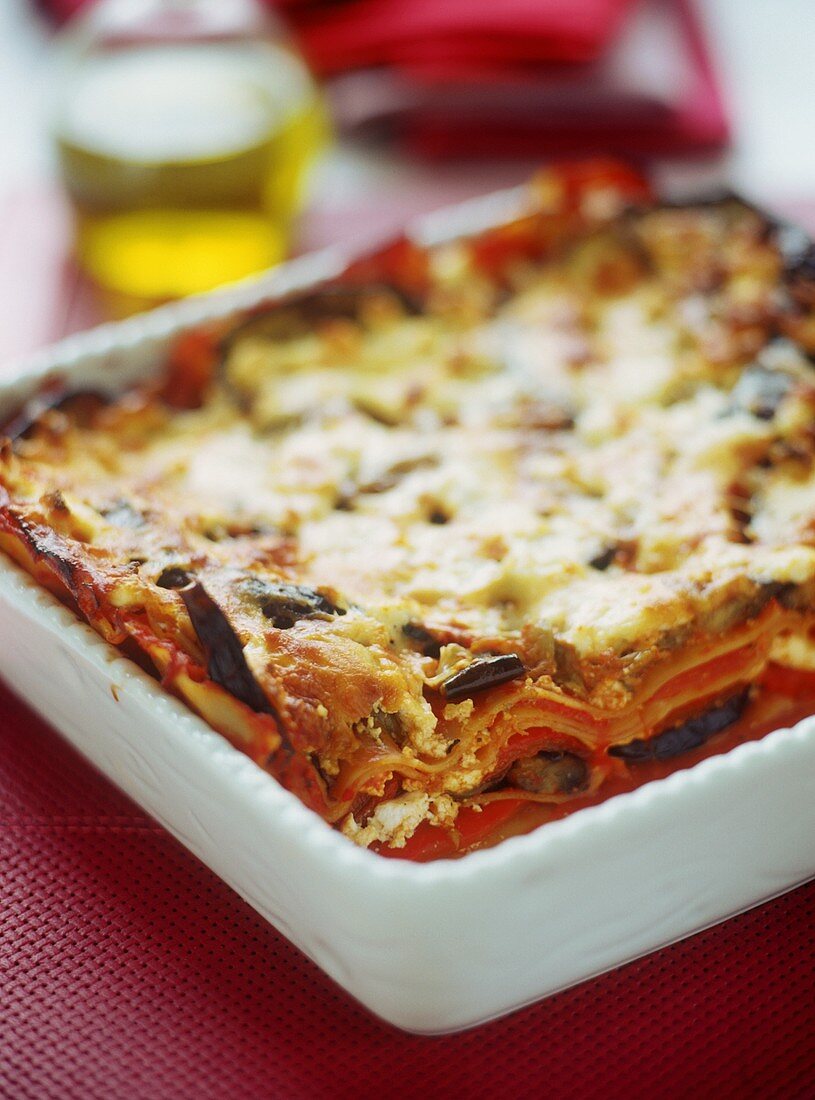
<box><xmin>342</xmin><ymin>235</ymin><xmax>430</xmax><ymax>299</ymax></box>
<box><xmin>494</xmin><ymin>726</ymin><xmax>588</xmax><ymax>774</ymax></box>
<box><xmin>163</xmin><ymin>329</ymin><xmax>219</xmax><ymax>408</ymax></box>
<box><xmin>548</xmin><ymin>159</ymin><xmax>653</xmax><ymax>210</ymax></box>
<box><xmin>454</xmin><ymin>797</ymin><xmax>527</xmax><ymax>851</ymax></box>
<box><xmin>760</xmin><ymin>663</ymin><xmax>815</xmax><ymax>697</ymax></box>
<box><xmin>470</xmin><ymin>160</ymin><xmax>652</xmax><ymax>279</ymax></box>
<box><xmin>373</xmin><ymin>821</ymin><xmax>456</xmax><ymax>862</ymax></box>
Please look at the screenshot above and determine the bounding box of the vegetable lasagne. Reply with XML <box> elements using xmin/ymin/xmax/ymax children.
<box><xmin>3</xmin><ymin>161</ymin><xmax>815</xmax><ymax>859</ymax></box>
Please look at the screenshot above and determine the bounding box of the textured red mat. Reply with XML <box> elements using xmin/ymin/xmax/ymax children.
<box><xmin>1</xmin><ymin>683</ymin><xmax>815</xmax><ymax>1099</ymax></box>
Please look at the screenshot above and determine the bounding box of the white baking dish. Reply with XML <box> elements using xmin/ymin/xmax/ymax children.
<box><xmin>2</xmin><ymin>192</ymin><xmax>815</xmax><ymax>1034</ymax></box>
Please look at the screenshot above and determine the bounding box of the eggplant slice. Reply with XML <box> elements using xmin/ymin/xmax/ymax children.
<box><xmin>158</xmin><ymin>571</ymin><xmax>279</xmax><ymax>722</ymax></box>
<box><xmin>609</xmin><ymin>690</ymin><xmax>749</xmax><ymax>763</ymax></box>
<box><xmin>442</xmin><ymin>654</ymin><xmax>526</xmax><ymax>701</ymax></box>
<box><xmin>256</xmin><ymin>581</ymin><xmax>345</xmax><ymax>629</ymax></box>
<box><xmin>402</xmin><ymin>622</ymin><xmax>443</xmax><ymax>658</ymax></box>
<box><xmin>507</xmin><ymin>751</ymin><xmax>589</xmax><ymax>795</ymax></box>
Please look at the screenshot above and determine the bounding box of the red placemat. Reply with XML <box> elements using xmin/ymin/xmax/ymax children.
<box><xmin>2</xmin><ymin>685</ymin><xmax>815</xmax><ymax>1099</ymax></box>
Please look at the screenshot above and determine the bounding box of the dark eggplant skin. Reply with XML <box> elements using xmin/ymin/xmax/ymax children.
<box><xmin>156</xmin><ymin>566</ymin><xmax>193</xmax><ymax>590</ymax></box>
<box><xmin>257</xmin><ymin>582</ymin><xmax>345</xmax><ymax>629</ymax></box>
<box><xmin>402</xmin><ymin>622</ymin><xmax>442</xmax><ymax>658</ymax></box>
<box><xmin>157</xmin><ymin>571</ymin><xmax>279</xmax><ymax>721</ymax></box>
<box><xmin>588</xmin><ymin>546</ymin><xmax>617</xmax><ymax>571</ymax></box>
<box><xmin>442</xmin><ymin>654</ymin><xmax>526</xmax><ymax>700</ymax></box>
<box><xmin>609</xmin><ymin>689</ymin><xmax>749</xmax><ymax>763</ymax></box>
<box><xmin>507</xmin><ymin>751</ymin><xmax>588</xmax><ymax>795</ymax></box>
<box><xmin>231</xmin><ymin>574</ymin><xmax>344</xmax><ymax>627</ymax></box>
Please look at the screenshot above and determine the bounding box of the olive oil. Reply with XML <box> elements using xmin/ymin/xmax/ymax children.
<box><xmin>55</xmin><ymin>42</ymin><xmax>328</xmax><ymax>308</ymax></box>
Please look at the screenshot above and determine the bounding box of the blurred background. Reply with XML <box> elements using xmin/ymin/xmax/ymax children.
<box><xmin>1</xmin><ymin>0</ymin><xmax>814</xmax><ymax>362</ymax></box>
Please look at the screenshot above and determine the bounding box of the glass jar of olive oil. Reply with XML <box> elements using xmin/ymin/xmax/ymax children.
<box><xmin>53</xmin><ymin>0</ymin><xmax>329</xmax><ymax>312</ymax></box>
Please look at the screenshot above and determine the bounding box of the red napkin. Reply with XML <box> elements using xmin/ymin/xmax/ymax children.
<box><xmin>38</xmin><ymin>0</ymin><xmax>728</xmax><ymax>161</ymax></box>
<box><xmin>325</xmin><ymin>0</ymin><xmax>728</xmax><ymax>158</ymax></box>
<box><xmin>284</xmin><ymin>0</ymin><xmax>636</xmax><ymax>74</ymax></box>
